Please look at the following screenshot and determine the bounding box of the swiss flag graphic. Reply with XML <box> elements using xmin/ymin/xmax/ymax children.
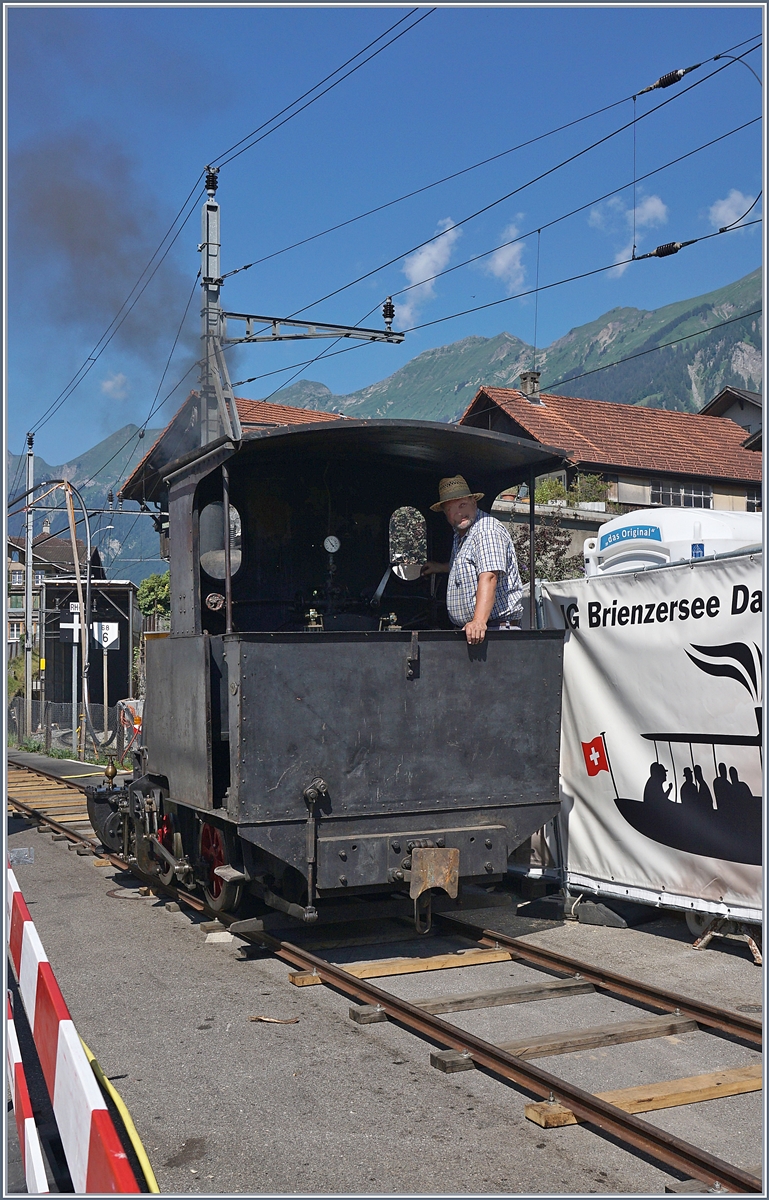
<box><xmin>582</xmin><ymin>734</ymin><xmax>609</xmax><ymax>777</ymax></box>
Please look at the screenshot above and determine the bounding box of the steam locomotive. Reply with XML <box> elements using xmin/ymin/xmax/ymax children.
<box><xmin>87</xmin><ymin>415</ymin><xmax>565</xmax><ymax>929</ymax></box>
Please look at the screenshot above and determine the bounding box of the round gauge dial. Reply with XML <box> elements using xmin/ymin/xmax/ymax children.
<box><xmin>324</xmin><ymin>535</ymin><xmax>341</xmax><ymax>554</ymax></box>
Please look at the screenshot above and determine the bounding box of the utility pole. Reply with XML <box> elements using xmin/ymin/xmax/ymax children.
<box><xmin>188</xmin><ymin>169</ymin><xmax>404</xmax><ymax>612</ymax></box>
<box><xmin>24</xmin><ymin>434</ymin><xmax>34</xmax><ymax>741</ymax></box>
<box><xmin>197</xmin><ymin>169</ymin><xmax>403</xmax><ymax>456</ymax></box>
<box><xmin>199</xmin><ymin>168</ymin><xmax>241</xmax><ymax>448</ymax></box>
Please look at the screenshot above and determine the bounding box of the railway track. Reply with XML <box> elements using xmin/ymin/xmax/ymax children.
<box><xmin>6</xmin><ymin>760</ymin><xmax>763</xmax><ymax>1194</ymax></box>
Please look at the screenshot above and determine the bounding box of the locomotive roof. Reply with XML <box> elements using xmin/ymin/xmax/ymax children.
<box><xmin>165</xmin><ymin>418</ymin><xmax>566</xmax><ymax>494</ymax></box>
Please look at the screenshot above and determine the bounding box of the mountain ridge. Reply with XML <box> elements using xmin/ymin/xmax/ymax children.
<box><xmin>265</xmin><ymin>268</ymin><xmax>761</xmax><ymax>421</ymax></box>
<box><xmin>7</xmin><ymin>269</ymin><xmax>761</xmax><ymax>584</ymax></box>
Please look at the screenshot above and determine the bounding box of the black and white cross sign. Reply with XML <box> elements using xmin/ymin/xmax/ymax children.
<box><xmin>59</xmin><ymin>613</ymin><xmax>81</xmax><ymax>644</ymax></box>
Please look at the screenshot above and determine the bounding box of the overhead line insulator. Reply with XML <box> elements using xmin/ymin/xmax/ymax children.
<box><xmin>637</xmin><ymin>62</ymin><xmax>701</xmax><ymax>95</ymax></box>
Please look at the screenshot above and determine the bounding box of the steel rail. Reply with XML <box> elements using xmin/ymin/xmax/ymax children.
<box><xmin>433</xmin><ymin>914</ymin><xmax>762</xmax><ymax>1046</ymax></box>
<box><xmin>7</xmin><ymin>792</ymin><xmax>117</xmax><ymax>857</ymax></box>
<box><xmin>7</xmin><ymin>762</ymin><xmax>762</xmax><ymax>1191</ymax></box>
<box><xmin>8</xmin><ymin>760</ymin><xmax>129</xmax><ymax>792</ymax></box>
<box><xmin>244</xmin><ymin>931</ymin><xmax>762</xmax><ymax>1193</ymax></box>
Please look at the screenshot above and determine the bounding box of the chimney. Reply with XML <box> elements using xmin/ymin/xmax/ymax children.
<box><xmin>519</xmin><ymin>370</ymin><xmax>542</xmax><ymax>404</ymax></box>
<box><xmin>42</xmin><ymin>516</ymin><xmax>51</xmax><ymax>536</ymax></box>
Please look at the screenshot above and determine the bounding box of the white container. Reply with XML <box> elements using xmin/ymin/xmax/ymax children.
<box><xmin>584</xmin><ymin>508</ymin><xmax>762</xmax><ymax>576</ymax></box>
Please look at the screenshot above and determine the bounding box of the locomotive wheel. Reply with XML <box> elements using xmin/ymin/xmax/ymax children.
<box><xmin>154</xmin><ymin>813</ymin><xmax>183</xmax><ymax>886</ymax></box>
<box><xmin>86</xmin><ymin>793</ymin><xmax>123</xmax><ymax>854</ymax></box>
<box><xmin>199</xmin><ymin>821</ymin><xmax>243</xmax><ymax>913</ymax></box>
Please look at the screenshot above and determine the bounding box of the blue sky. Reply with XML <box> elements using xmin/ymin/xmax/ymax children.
<box><xmin>6</xmin><ymin>4</ymin><xmax>763</xmax><ymax>470</ymax></box>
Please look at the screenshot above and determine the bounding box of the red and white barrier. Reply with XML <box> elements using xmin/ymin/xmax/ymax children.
<box><xmin>6</xmin><ymin>865</ymin><xmax>140</xmax><ymax>1193</ymax></box>
<box><xmin>6</xmin><ymin>992</ymin><xmax>50</xmax><ymax>1194</ymax></box>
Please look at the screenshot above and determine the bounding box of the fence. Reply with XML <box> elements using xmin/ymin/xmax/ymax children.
<box><xmin>7</xmin><ymin>697</ymin><xmax>128</xmax><ymax>758</ymax></box>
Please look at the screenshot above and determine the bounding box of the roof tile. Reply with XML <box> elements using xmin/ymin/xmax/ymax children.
<box><xmin>461</xmin><ymin>388</ymin><xmax>762</xmax><ymax>484</ymax></box>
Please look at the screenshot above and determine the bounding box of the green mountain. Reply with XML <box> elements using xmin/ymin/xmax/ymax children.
<box><xmin>7</xmin><ymin>270</ymin><xmax>761</xmax><ymax>584</ymax></box>
<box><xmin>267</xmin><ymin>268</ymin><xmax>761</xmax><ymax>420</ymax></box>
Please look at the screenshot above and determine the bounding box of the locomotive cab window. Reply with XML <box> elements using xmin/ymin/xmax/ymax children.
<box><xmin>389</xmin><ymin>506</ymin><xmax>427</xmax><ymax>580</ymax></box>
<box><xmin>199</xmin><ymin>501</ymin><xmax>242</xmax><ymax>579</ymax></box>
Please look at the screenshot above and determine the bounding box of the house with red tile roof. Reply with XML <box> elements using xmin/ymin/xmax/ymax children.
<box><xmin>459</xmin><ymin>377</ymin><xmax>762</xmax><ymax>515</ymax></box>
<box><xmin>120</xmin><ymin>391</ymin><xmax>347</xmax><ymax>504</ymax></box>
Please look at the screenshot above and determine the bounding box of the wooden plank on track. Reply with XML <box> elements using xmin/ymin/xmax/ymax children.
<box><xmin>417</xmin><ymin>977</ymin><xmax>594</xmax><ymax>1014</ymax></box>
<box><xmin>289</xmin><ymin>946</ymin><xmax>511</xmax><ymax>986</ymax></box>
<box><xmin>430</xmin><ymin>1013</ymin><xmax>698</xmax><ymax>1072</ymax></box>
<box><xmin>525</xmin><ymin>1064</ymin><xmax>762</xmax><ymax>1127</ymax></box>
<box><xmin>350</xmin><ymin>976</ymin><xmax>594</xmax><ymax>1022</ymax></box>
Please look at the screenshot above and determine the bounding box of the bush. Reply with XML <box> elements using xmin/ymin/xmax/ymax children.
<box><xmin>137</xmin><ymin>570</ymin><xmax>170</xmax><ymax>617</ymax></box>
<box><xmin>7</xmin><ymin>651</ymin><xmax>40</xmax><ymax>700</ymax></box>
<box><xmin>511</xmin><ymin>514</ymin><xmax>578</xmax><ymax>584</ymax></box>
<box><xmin>534</xmin><ymin>478</ymin><xmax>567</xmax><ymax>504</ymax></box>
<box><xmin>568</xmin><ymin>473</ymin><xmax>609</xmax><ymax>505</ymax></box>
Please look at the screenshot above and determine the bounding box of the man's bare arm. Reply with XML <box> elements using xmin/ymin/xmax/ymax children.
<box><xmin>421</xmin><ymin>561</ymin><xmax>450</xmax><ymax>576</ymax></box>
<box><xmin>464</xmin><ymin>571</ymin><xmax>498</xmax><ymax>644</ymax></box>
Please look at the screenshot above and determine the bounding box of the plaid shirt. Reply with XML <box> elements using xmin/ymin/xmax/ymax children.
<box><xmin>447</xmin><ymin>511</ymin><xmax>523</xmax><ymax>627</ymax></box>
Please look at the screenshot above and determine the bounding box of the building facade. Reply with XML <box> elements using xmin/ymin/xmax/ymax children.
<box><xmin>460</xmin><ymin>378</ymin><xmax>762</xmax><ymax>514</ymax></box>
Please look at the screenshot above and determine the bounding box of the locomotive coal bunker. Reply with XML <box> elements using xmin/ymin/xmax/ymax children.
<box><xmin>89</xmin><ymin>415</ymin><xmax>566</xmax><ymax>928</ymax></box>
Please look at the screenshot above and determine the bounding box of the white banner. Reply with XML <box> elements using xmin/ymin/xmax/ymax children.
<box><xmin>543</xmin><ymin>552</ymin><xmax>762</xmax><ymax>921</ymax></box>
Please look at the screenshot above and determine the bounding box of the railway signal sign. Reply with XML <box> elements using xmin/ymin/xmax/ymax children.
<box><xmin>92</xmin><ymin>621</ymin><xmax>120</xmax><ymax>650</ymax></box>
<box><xmin>59</xmin><ymin>614</ymin><xmax>81</xmax><ymax>643</ymax></box>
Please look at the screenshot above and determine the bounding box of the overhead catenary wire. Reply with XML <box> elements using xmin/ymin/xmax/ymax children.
<box><xmin>240</xmin><ymin>216</ymin><xmax>761</xmax><ymax>407</ymax></box>
<box><xmin>718</xmin><ymin>190</ymin><xmax>762</xmax><ymax>232</ymax></box>
<box><xmin>237</xmin><ymin>118</ymin><xmax>761</xmax><ymax>389</ymax></box>
<box><xmin>236</xmin><ymin>42</ymin><xmax>763</xmax><ymax>323</ymax></box>
<box><xmin>402</xmin><ymin>219</ymin><xmax>761</xmax><ymax>334</ymax></box>
<box><xmin>224</xmin><ymin>104</ymin><xmax>761</xmax><ymax>380</ymax></box>
<box><xmin>230</xmin><ymin>136</ymin><xmax>760</xmax><ymax>394</ymax></box>
<box><xmin>23</xmin><ymin>11</ymin><xmax>434</xmax><ymax>442</ymax></box>
<box><xmin>221</xmin><ymin>33</ymin><xmax>761</xmax><ymax>282</ymax></box>
<box><xmin>212</xmin><ymin>8</ymin><xmax>434</xmax><ymax>168</ymax></box>
<box><xmin>543</xmin><ymin>307</ymin><xmax>762</xmax><ymax>391</ymax></box>
<box><xmin>385</xmin><ymin>117</ymin><xmax>761</xmax><ymax>307</ymax></box>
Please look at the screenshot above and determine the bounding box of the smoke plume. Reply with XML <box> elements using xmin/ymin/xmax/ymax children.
<box><xmin>9</xmin><ymin>128</ymin><xmax>200</xmax><ymax>372</ymax></box>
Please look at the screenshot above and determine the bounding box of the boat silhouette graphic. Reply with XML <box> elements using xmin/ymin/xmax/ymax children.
<box><xmin>609</xmin><ymin>643</ymin><xmax>762</xmax><ymax>866</ymax></box>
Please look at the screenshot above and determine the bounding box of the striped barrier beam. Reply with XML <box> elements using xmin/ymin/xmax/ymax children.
<box><xmin>6</xmin><ymin>864</ymin><xmax>140</xmax><ymax>1193</ymax></box>
<box><xmin>6</xmin><ymin>992</ymin><xmax>50</xmax><ymax>1194</ymax></box>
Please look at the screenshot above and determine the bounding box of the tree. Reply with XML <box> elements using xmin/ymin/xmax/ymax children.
<box><xmin>7</xmin><ymin>654</ymin><xmax>25</xmax><ymax>700</ymax></box>
<box><xmin>7</xmin><ymin>650</ymin><xmax>40</xmax><ymax>700</ymax></box>
<box><xmin>136</xmin><ymin>571</ymin><xmax>170</xmax><ymax>617</ymax></box>
<box><xmin>511</xmin><ymin>515</ymin><xmax>576</xmax><ymax>584</ymax></box>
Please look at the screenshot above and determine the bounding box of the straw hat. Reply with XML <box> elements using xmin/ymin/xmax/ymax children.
<box><xmin>430</xmin><ymin>475</ymin><xmax>484</xmax><ymax>512</ymax></box>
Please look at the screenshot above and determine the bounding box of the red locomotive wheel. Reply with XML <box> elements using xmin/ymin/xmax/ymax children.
<box><xmin>199</xmin><ymin>821</ymin><xmax>243</xmax><ymax>913</ymax></box>
<box><xmin>154</xmin><ymin>813</ymin><xmax>182</xmax><ymax>886</ymax></box>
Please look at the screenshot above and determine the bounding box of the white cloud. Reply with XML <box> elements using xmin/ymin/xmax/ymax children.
<box><xmin>101</xmin><ymin>372</ymin><xmax>129</xmax><ymax>400</ymax></box>
<box><xmin>485</xmin><ymin>222</ymin><xmax>526</xmax><ymax>291</ymax></box>
<box><xmin>609</xmin><ymin>238</ymin><xmax>636</xmax><ymax>278</ymax></box>
<box><xmin>397</xmin><ymin>218</ymin><xmax>461</xmax><ymax>326</ymax></box>
<box><xmin>708</xmin><ymin>189</ymin><xmax>758</xmax><ymax>230</ymax></box>
<box><xmin>589</xmin><ymin>191</ymin><xmax>667</xmax><ymax>270</ymax></box>
<box><xmin>633</xmin><ymin>194</ymin><xmax>667</xmax><ymax>228</ymax></box>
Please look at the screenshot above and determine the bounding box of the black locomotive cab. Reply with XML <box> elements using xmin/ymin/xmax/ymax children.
<box><xmin>92</xmin><ymin>418</ymin><xmax>566</xmax><ymax>928</ymax></box>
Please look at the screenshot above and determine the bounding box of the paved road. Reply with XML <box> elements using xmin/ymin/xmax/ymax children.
<box><xmin>6</xmin><ymin>799</ymin><xmax>762</xmax><ymax>1194</ymax></box>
